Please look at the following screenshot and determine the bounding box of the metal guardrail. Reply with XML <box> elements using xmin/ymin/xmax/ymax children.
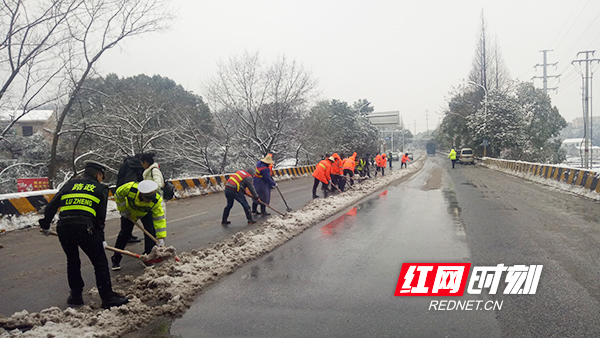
<box><xmin>483</xmin><ymin>158</ymin><xmax>600</xmax><ymax>194</ymax></box>
<box><xmin>0</xmin><ymin>165</ymin><xmax>317</xmax><ymax>218</ymax></box>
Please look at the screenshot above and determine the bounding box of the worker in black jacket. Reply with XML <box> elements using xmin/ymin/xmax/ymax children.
<box><xmin>39</xmin><ymin>160</ymin><xmax>128</xmax><ymax>309</ymax></box>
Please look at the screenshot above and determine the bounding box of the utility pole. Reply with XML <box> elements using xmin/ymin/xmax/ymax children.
<box><xmin>533</xmin><ymin>50</ymin><xmax>560</xmax><ymax>94</ymax></box>
<box><xmin>401</xmin><ymin>115</ymin><xmax>405</xmax><ymax>152</ymax></box>
<box><xmin>425</xmin><ymin>109</ymin><xmax>429</xmax><ymax>137</ymax></box>
<box><xmin>572</xmin><ymin>51</ymin><xmax>600</xmax><ymax>169</ymax></box>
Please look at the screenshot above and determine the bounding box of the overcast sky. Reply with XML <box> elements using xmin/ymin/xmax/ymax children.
<box><xmin>98</xmin><ymin>0</ymin><xmax>600</xmax><ymax>134</ymax></box>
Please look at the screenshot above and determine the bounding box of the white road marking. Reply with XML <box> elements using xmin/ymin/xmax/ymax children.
<box><xmin>170</xmin><ymin>211</ymin><xmax>209</xmax><ymax>223</ymax></box>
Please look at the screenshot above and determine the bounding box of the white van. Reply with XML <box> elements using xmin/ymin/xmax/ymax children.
<box><xmin>459</xmin><ymin>148</ymin><xmax>474</xmax><ymax>164</ymax></box>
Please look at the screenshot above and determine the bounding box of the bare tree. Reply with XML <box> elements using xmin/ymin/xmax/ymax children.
<box><xmin>204</xmin><ymin>52</ymin><xmax>318</xmax><ymax>165</ymax></box>
<box><xmin>468</xmin><ymin>10</ymin><xmax>511</xmax><ymax>92</ymax></box>
<box><xmin>47</xmin><ymin>0</ymin><xmax>173</xmax><ymax>187</ymax></box>
<box><xmin>171</xmin><ymin>109</ymin><xmax>220</xmax><ymax>175</ymax></box>
<box><xmin>0</xmin><ymin>0</ymin><xmax>84</xmax><ymax>139</ymax></box>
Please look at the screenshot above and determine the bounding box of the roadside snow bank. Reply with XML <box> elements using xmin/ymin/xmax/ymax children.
<box><xmin>0</xmin><ymin>160</ymin><xmax>423</xmax><ymax>338</ymax></box>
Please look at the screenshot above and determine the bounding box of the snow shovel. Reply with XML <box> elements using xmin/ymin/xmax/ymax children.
<box><xmin>244</xmin><ymin>192</ymin><xmax>285</xmax><ymax>216</ymax></box>
<box><xmin>331</xmin><ymin>183</ymin><xmax>343</xmax><ymax>193</ymax></box>
<box><xmin>133</xmin><ymin>221</ymin><xmax>180</xmax><ymax>262</ymax></box>
<box><xmin>43</xmin><ymin>229</ymin><xmax>162</xmax><ymax>264</ymax></box>
<box><xmin>342</xmin><ymin>176</ymin><xmax>356</xmax><ymax>190</ymax></box>
<box><xmin>104</xmin><ymin>245</ymin><xmax>165</xmax><ymax>264</ymax></box>
<box><xmin>275</xmin><ymin>186</ymin><xmax>293</xmax><ymax>212</ymax></box>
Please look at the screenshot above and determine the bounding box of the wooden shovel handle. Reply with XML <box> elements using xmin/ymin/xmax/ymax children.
<box><xmin>104</xmin><ymin>245</ymin><xmax>141</xmax><ymax>259</ymax></box>
<box><xmin>46</xmin><ymin>229</ymin><xmax>143</xmax><ymax>260</ymax></box>
<box><xmin>133</xmin><ymin>221</ymin><xmax>160</xmax><ymax>245</ymax></box>
<box><xmin>244</xmin><ymin>192</ymin><xmax>285</xmax><ymax>216</ymax></box>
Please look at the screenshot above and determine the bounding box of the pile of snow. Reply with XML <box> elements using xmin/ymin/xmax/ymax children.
<box><xmin>482</xmin><ymin>161</ymin><xmax>600</xmax><ymax>202</ymax></box>
<box><xmin>0</xmin><ymin>160</ymin><xmax>423</xmax><ymax>338</ymax></box>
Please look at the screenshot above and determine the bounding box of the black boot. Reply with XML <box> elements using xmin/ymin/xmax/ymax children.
<box><xmin>222</xmin><ymin>207</ymin><xmax>231</xmax><ymax>225</ymax></box>
<box><xmin>102</xmin><ymin>292</ymin><xmax>129</xmax><ymax>309</ymax></box>
<box><xmin>245</xmin><ymin>208</ymin><xmax>256</xmax><ymax>224</ymax></box>
<box><xmin>127</xmin><ymin>235</ymin><xmax>141</xmax><ymax>243</ymax></box>
<box><xmin>111</xmin><ymin>256</ymin><xmax>121</xmax><ymax>271</ymax></box>
<box><xmin>67</xmin><ymin>291</ymin><xmax>84</xmax><ymax>306</ymax></box>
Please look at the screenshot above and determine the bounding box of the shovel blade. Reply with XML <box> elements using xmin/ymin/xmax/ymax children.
<box><xmin>144</xmin><ymin>258</ymin><xmax>163</xmax><ymax>264</ymax></box>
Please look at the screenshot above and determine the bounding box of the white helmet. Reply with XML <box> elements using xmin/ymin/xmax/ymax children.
<box><xmin>138</xmin><ymin>180</ymin><xmax>158</xmax><ymax>194</ymax></box>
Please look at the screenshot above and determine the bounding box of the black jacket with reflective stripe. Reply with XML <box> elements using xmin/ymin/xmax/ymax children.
<box><xmin>40</xmin><ymin>177</ymin><xmax>108</xmax><ymax>230</ymax></box>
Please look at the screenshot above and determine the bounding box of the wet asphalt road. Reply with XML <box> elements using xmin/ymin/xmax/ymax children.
<box><xmin>128</xmin><ymin>154</ymin><xmax>600</xmax><ymax>338</ymax></box>
<box><xmin>6</xmin><ymin>154</ymin><xmax>600</xmax><ymax>337</ymax></box>
<box><xmin>158</xmin><ymin>156</ymin><xmax>501</xmax><ymax>338</ymax></box>
<box><xmin>0</xmin><ymin>176</ymin><xmax>314</xmax><ymax>316</ymax></box>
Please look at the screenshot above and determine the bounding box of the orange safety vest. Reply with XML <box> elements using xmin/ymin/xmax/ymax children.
<box><xmin>401</xmin><ymin>154</ymin><xmax>410</xmax><ymax>163</ymax></box>
<box><xmin>312</xmin><ymin>159</ymin><xmax>332</xmax><ymax>184</ymax></box>
<box><xmin>343</xmin><ymin>155</ymin><xmax>356</xmax><ymax>171</ymax></box>
<box><xmin>331</xmin><ymin>153</ymin><xmax>342</xmax><ymax>175</ymax></box>
<box><xmin>227</xmin><ymin>170</ymin><xmax>252</xmax><ymax>191</ymax></box>
<box><xmin>379</xmin><ymin>155</ymin><xmax>387</xmax><ymax>167</ymax></box>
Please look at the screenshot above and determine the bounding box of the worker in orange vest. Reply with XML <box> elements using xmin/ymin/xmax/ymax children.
<box><xmin>330</xmin><ymin>153</ymin><xmax>343</xmax><ymax>192</ymax></box>
<box><xmin>401</xmin><ymin>153</ymin><xmax>410</xmax><ymax>169</ymax></box>
<box><xmin>312</xmin><ymin>156</ymin><xmax>334</xmax><ymax>198</ymax></box>
<box><xmin>374</xmin><ymin>153</ymin><xmax>382</xmax><ymax>177</ymax></box>
<box><xmin>377</xmin><ymin>153</ymin><xmax>388</xmax><ymax>176</ymax></box>
<box><xmin>342</xmin><ymin>152</ymin><xmax>357</xmax><ymax>190</ymax></box>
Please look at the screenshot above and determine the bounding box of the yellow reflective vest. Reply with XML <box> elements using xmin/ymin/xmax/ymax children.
<box><xmin>115</xmin><ymin>181</ymin><xmax>167</xmax><ymax>239</ymax></box>
<box><xmin>448</xmin><ymin>149</ymin><xmax>457</xmax><ymax>160</ymax></box>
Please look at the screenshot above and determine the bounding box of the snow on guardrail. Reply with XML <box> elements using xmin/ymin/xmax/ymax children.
<box><xmin>482</xmin><ymin>157</ymin><xmax>600</xmax><ymax>201</ymax></box>
<box><xmin>0</xmin><ymin>165</ymin><xmax>316</xmax><ymax>232</ymax></box>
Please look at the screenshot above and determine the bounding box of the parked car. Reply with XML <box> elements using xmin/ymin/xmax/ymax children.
<box><xmin>459</xmin><ymin>148</ymin><xmax>474</xmax><ymax>164</ymax></box>
<box><xmin>391</xmin><ymin>152</ymin><xmax>399</xmax><ymax>161</ymax></box>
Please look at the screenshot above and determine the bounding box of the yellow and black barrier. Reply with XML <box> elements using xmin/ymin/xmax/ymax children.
<box><xmin>483</xmin><ymin>158</ymin><xmax>600</xmax><ymax>194</ymax></box>
<box><xmin>0</xmin><ymin>165</ymin><xmax>317</xmax><ymax>218</ymax></box>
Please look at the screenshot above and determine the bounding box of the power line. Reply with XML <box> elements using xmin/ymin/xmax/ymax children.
<box><xmin>549</xmin><ymin>0</ymin><xmax>585</xmax><ymax>48</ymax></box>
<box><xmin>554</xmin><ymin>4</ymin><xmax>600</xmax><ymax>70</ymax></box>
<box><xmin>550</xmin><ymin>0</ymin><xmax>591</xmax><ymax>52</ymax></box>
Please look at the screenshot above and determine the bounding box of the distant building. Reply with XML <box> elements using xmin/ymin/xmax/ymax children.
<box><xmin>366</xmin><ymin>111</ymin><xmax>401</xmax><ymax>152</ymax></box>
<box><xmin>561</xmin><ymin>138</ymin><xmax>600</xmax><ymax>158</ymax></box>
<box><xmin>571</xmin><ymin>116</ymin><xmax>600</xmax><ymax>129</ymax></box>
<box><xmin>0</xmin><ymin>109</ymin><xmax>55</xmax><ymax>138</ymax></box>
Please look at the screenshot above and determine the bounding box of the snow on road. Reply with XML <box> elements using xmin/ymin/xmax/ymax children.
<box><xmin>0</xmin><ymin>161</ymin><xmax>423</xmax><ymax>338</ymax></box>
